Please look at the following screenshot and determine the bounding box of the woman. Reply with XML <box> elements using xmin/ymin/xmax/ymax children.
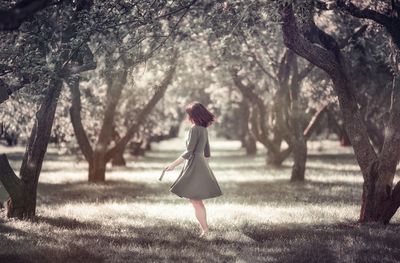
<box><xmin>165</xmin><ymin>101</ymin><xmax>223</xmax><ymax>237</ymax></box>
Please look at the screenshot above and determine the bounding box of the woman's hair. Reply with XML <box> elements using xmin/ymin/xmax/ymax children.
<box><xmin>185</xmin><ymin>101</ymin><xmax>215</xmax><ymax>127</ymax></box>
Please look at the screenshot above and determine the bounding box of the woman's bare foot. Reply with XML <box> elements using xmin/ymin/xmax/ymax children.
<box><xmin>199</xmin><ymin>228</ymin><xmax>209</xmax><ymax>237</ymax></box>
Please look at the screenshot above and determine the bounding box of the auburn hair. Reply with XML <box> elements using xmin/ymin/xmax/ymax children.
<box><xmin>185</xmin><ymin>101</ymin><xmax>215</xmax><ymax>127</ymax></box>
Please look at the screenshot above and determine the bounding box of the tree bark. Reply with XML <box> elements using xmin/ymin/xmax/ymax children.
<box><xmin>88</xmin><ymin>153</ymin><xmax>107</xmax><ymax>183</ymax></box>
<box><xmin>288</xmin><ymin>55</ymin><xmax>308</xmax><ymax>182</ymax></box>
<box><xmin>290</xmin><ymin>138</ymin><xmax>307</xmax><ymax>182</ymax></box>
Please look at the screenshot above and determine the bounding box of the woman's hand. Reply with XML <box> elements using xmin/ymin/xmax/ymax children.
<box><xmin>165</xmin><ymin>164</ymin><xmax>175</xmax><ymax>171</ymax></box>
<box><xmin>165</xmin><ymin>157</ymin><xmax>185</xmax><ymax>171</ymax></box>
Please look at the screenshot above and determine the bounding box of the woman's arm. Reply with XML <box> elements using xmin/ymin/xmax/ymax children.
<box><xmin>166</xmin><ymin>127</ymin><xmax>198</xmax><ymax>171</ymax></box>
<box><xmin>165</xmin><ymin>156</ymin><xmax>185</xmax><ymax>171</ymax></box>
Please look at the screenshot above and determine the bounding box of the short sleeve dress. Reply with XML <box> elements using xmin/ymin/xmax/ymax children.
<box><xmin>169</xmin><ymin>125</ymin><xmax>223</xmax><ymax>200</ymax></box>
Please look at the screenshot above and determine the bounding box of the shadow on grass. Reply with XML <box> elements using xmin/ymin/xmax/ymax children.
<box><xmin>36</xmin><ymin>215</ymin><xmax>102</xmax><ymax>230</ymax></box>
<box><xmin>35</xmin><ymin>178</ymin><xmax>362</xmax><ymax>206</ymax></box>
<box><xmin>307</xmin><ymin>153</ymin><xmax>357</xmax><ymax>163</ymax></box>
<box><xmin>0</xmin><ymin>216</ymin><xmax>239</xmax><ymax>263</ymax></box>
<box><xmin>0</xmin><ymin>212</ymin><xmax>104</xmax><ymax>263</ymax></box>
<box><xmin>37</xmin><ymin>180</ymin><xmax>162</xmax><ymax>205</ymax></box>
<box><xmin>227</xmin><ymin>179</ymin><xmax>362</xmax><ymax>205</ymax></box>
<box><xmin>0</xmin><ymin>244</ymin><xmax>105</xmax><ymax>263</ymax></box>
<box><xmin>241</xmin><ymin>222</ymin><xmax>400</xmax><ymax>263</ymax></box>
<box><xmin>3</xmin><ymin>217</ymin><xmax>400</xmax><ymax>263</ymax></box>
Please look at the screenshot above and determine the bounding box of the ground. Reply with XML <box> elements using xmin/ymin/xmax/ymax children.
<box><xmin>0</xmin><ymin>138</ymin><xmax>400</xmax><ymax>263</ymax></box>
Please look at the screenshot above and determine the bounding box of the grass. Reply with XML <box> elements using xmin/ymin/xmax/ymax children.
<box><xmin>0</xmin><ymin>138</ymin><xmax>400</xmax><ymax>263</ymax></box>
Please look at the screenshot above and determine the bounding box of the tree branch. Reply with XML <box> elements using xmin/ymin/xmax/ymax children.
<box><xmin>240</xmin><ymin>32</ymin><xmax>279</xmax><ymax>84</ymax></box>
<box><xmin>339</xmin><ymin>24</ymin><xmax>368</xmax><ymax>49</ymax></box>
<box><xmin>0</xmin><ymin>0</ymin><xmax>53</xmax><ymax>31</ymax></box>
<box><xmin>230</xmin><ymin>69</ymin><xmax>273</xmax><ymax>147</ymax></box>
<box><xmin>0</xmin><ymin>79</ymin><xmax>26</xmax><ymax>104</ymax></box>
<box><xmin>297</xmin><ymin>62</ymin><xmax>314</xmax><ymax>82</ymax></box>
<box><xmin>59</xmin><ymin>62</ymin><xmax>97</xmax><ymax>77</ymax></box>
<box><xmin>304</xmin><ymin>104</ymin><xmax>329</xmax><ymax>139</ymax></box>
<box><xmin>336</xmin><ymin>0</ymin><xmax>393</xmax><ymax>27</ymax></box>
<box><xmin>336</xmin><ymin>0</ymin><xmax>400</xmax><ymax>49</ymax></box>
<box><xmin>67</xmin><ymin>76</ymin><xmax>93</xmax><ymax>162</ymax></box>
<box><xmin>105</xmin><ymin>51</ymin><xmax>178</xmax><ymax>162</ymax></box>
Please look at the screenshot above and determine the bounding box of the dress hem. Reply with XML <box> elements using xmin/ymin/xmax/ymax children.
<box><xmin>169</xmin><ymin>189</ymin><xmax>223</xmax><ymax>200</ymax></box>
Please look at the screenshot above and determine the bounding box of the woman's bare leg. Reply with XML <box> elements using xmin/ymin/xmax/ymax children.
<box><xmin>189</xmin><ymin>199</ymin><xmax>209</xmax><ymax>235</ymax></box>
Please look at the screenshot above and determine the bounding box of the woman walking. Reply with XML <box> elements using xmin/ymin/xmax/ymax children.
<box><xmin>165</xmin><ymin>101</ymin><xmax>223</xmax><ymax>237</ymax></box>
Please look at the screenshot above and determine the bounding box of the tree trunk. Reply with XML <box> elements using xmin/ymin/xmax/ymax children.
<box><xmin>281</xmin><ymin>5</ymin><xmax>400</xmax><ymax>223</ymax></box>
<box><xmin>4</xmin><ymin>132</ymin><xmax>18</xmax><ymax>146</ymax></box>
<box><xmin>88</xmin><ymin>151</ymin><xmax>107</xmax><ymax>183</ymax></box>
<box><xmin>289</xmin><ymin>71</ymin><xmax>308</xmax><ymax>182</ymax></box>
<box><xmin>340</xmin><ymin>130</ymin><xmax>351</xmax><ymax>146</ymax></box>
<box><xmin>111</xmin><ymin>148</ymin><xmax>126</xmax><ymax>167</ymax></box>
<box><xmin>266</xmin><ymin>153</ymin><xmax>283</xmax><ymax>167</ymax></box>
<box><xmin>365</xmin><ymin>76</ymin><xmax>400</xmax><ymax>223</ymax></box>
<box><xmin>143</xmin><ymin>136</ymin><xmax>151</xmax><ymax>151</ymax></box>
<box><xmin>0</xmin><ymin>76</ymin><xmax>62</xmax><ymax>219</ymax></box>
<box><xmin>242</xmin><ymin>100</ymin><xmax>257</xmax><ymax>155</ymax></box>
<box><xmin>68</xmin><ymin>76</ymin><xmax>93</xmax><ymax>163</ymax></box>
<box><xmin>240</xmin><ymin>137</ymin><xmax>246</xmax><ymax>148</ymax></box>
<box><xmin>86</xmin><ymin>68</ymin><xmax>128</xmax><ymax>182</ymax></box>
<box><xmin>266</xmin><ymin>148</ymin><xmax>290</xmax><ymax>167</ymax></box>
<box><xmin>129</xmin><ymin>140</ymin><xmax>144</xmax><ymax>156</ymax></box>
<box><xmin>244</xmin><ymin>132</ymin><xmax>257</xmax><ymax>155</ymax></box>
<box><xmin>168</xmin><ymin>124</ymin><xmax>180</xmax><ymax>138</ymax></box>
<box><xmin>290</xmin><ymin>138</ymin><xmax>307</xmax><ymax>182</ymax></box>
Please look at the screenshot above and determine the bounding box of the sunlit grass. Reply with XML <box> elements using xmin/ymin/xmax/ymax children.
<box><xmin>1</xmin><ymin>139</ymin><xmax>400</xmax><ymax>262</ymax></box>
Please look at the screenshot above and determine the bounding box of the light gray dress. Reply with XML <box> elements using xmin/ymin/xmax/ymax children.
<box><xmin>170</xmin><ymin>125</ymin><xmax>223</xmax><ymax>200</ymax></box>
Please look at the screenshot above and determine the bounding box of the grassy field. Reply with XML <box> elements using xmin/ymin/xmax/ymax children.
<box><xmin>1</xmin><ymin>138</ymin><xmax>400</xmax><ymax>263</ymax></box>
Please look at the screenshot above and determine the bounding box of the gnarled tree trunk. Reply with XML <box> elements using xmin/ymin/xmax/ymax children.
<box><xmin>281</xmin><ymin>4</ymin><xmax>400</xmax><ymax>223</ymax></box>
<box><xmin>0</xmin><ymin>76</ymin><xmax>62</xmax><ymax>218</ymax></box>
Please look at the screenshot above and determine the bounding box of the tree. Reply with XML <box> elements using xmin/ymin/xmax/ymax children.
<box><xmin>0</xmin><ymin>1</ymin><xmax>198</xmax><ymax>218</ymax></box>
<box><xmin>220</xmin><ymin>28</ymin><xmax>325</xmax><ymax>181</ymax></box>
<box><xmin>0</xmin><ymin>0</ymin><xmax>57</xmax><ymax>31</ymax></box>
<box><xmin>0</xmin><ymin>0</ymin><xmax>95</xmax><ymax>103</ymax></box>
<box><xmin>0</xmin><ymin>0</ymin><xmax>97</xmax><ymax>219</ymax></box>
<box><xmin>194</xmin><ymin>1</ymin><xmax>329</xmax><ymax>181</ymax></box>
<box><xmin>332</xmin><ymin>0</ymin><xmax>400</xmax><ymax>51</ymax></box>
<box><xmin>69</xmin><ymin>50</ymin><xmax>178</xmax><ymax>182</ymax></box>
<box><xmin>280</xmin><ymin>1</ymin><xmax>400</xmax><ymax>223</ymax></box>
